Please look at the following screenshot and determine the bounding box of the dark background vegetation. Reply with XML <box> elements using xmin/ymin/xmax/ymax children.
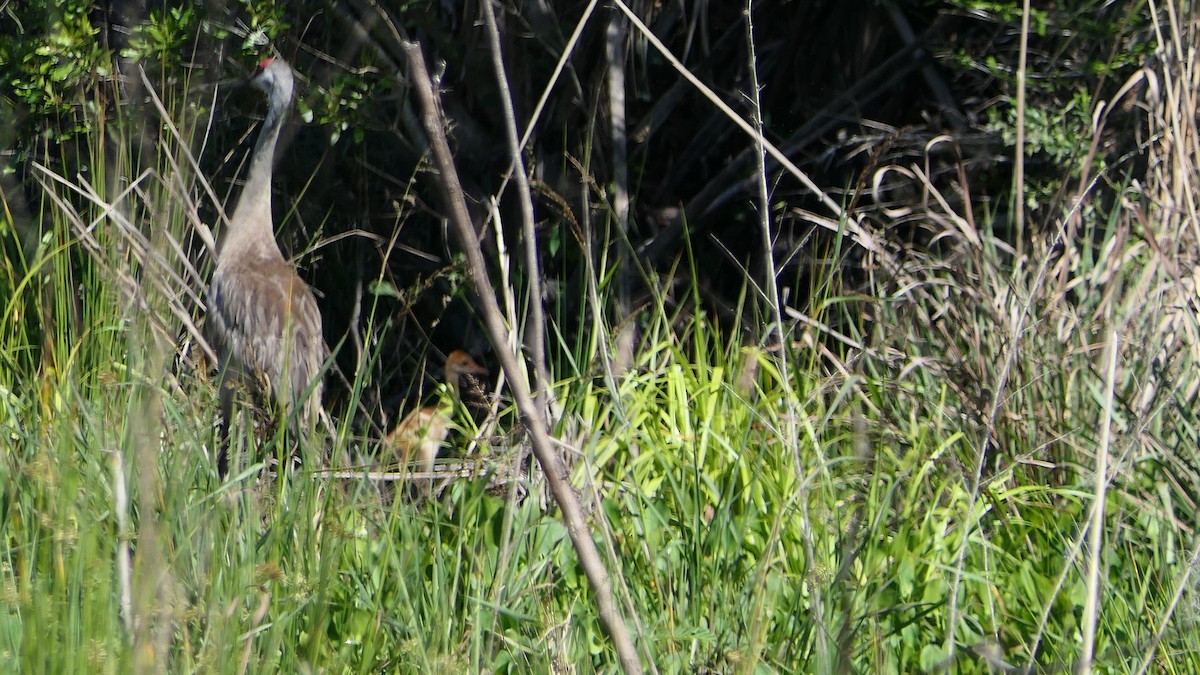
<box><xmin>0</xmin><ymin>0</ymin><xmax>1148</xmax><ymax>414</ymax></box>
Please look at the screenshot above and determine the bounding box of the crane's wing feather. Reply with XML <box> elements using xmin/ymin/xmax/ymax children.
<box><xmin>208</xmin><ymin>254</ymin><xmax>327</xmax><ymax>413</ymax></box>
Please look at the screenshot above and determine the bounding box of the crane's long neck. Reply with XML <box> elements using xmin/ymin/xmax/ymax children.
<box><xmin>225</xmin><ymin>89</ymin><xmax>288</xmax><ymax>258</ymax></box>
<box><xmin>446</xmin><ymin>367</ymin><xmax>466</xmax><ymax>403</ymax></box>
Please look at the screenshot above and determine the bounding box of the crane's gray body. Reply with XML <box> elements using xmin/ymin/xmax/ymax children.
<box><xmin>208</xmin><ymin>58</ymin><xmax>326</xmax><ymax>469</ymax></box>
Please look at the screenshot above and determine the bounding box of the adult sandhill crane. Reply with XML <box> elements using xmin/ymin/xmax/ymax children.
<box><xmin>208</xmin><ymin>57</ymin><xmax>327</xmax><ymax>475</ymax></box>
<box><xmin>384</xmin><ymin>350</ymin><xmax>488</xmax><ymax>487</ymax></box>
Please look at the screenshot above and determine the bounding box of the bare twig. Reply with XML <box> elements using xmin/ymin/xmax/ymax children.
<box><xmin>480</xmin><ymin>0</ymin><xmax>552</xmax><ymax>411</ymax></box>
<box><xmin>399</xmin><ymin>39</ymin><xmax>644</xmax><ymax>673</ymax></box>
<box><xmin>744</xmin><ymin>5</ymin><xmax>816</xmax><ymax>671</ymax></box>
<box><xmin>112</xmin><ymin>450</ymin><xmax>133</xmax><ymax>635</ymax></box>
<box><xmin>1080</xmin><ymin>320</ymin><xmax>1118</xmax><ymax>672</ymax></box>
<box><xmin>1013</xmin><ymin>0</ymin><xmax>1030</xmax><ymax>257</ymax></box>
<box><xmin>606</xmin><ymin>6</ymin><xmax>635</xmax><ymax>376</ymax></box>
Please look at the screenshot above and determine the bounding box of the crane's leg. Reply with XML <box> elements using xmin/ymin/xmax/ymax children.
<box><xmin>419</xmin><ymin>442</ymin><xmax>438</xmax><ymax>497</ymax></box>
<box><xmin>216</xmin><ymin>364</ymin><xmax>236</xmax><ymax>478</ymax></box>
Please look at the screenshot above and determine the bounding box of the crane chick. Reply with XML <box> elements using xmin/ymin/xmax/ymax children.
<box><xmin>384</xmin><ymin>350</ymin><xmax>489</xmax><ymax>489</ymax></box>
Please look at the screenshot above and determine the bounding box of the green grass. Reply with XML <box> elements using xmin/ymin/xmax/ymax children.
<box><xmin>8</xmin><ymin>206</ymin><xmax>1199</xmax><ymax>673</ymax></box>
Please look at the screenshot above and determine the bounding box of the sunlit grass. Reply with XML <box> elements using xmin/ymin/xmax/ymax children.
<box><xmin>4</xmin><ymin>194</ymin><xmax>1200</xmax><ymax>670</ymax></box>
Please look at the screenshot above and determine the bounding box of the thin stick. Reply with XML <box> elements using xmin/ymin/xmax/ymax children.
<box><xmin>606</xmin><ymin>6</ymin><xmax>634</xmax><ymax>375</ymax></box>
<box><xmin>399</xmin><ymin>39</ymin><xmax>644</xmax><ymax>673</ymax></box>
<box><xmin>1014</xmin><ymin>0</ymin><xmax>1030</xmax><ymax>257</ymax></box>
<box><xmin>744</xmin><ymin>4</ymin><xmax>814</xmax><ymax>670</ymax></box>
<box><xmin>480</xmin><ymin>0</ymin><xmax>552</xmax><ymax>409</ymax></box>
<box><xmin>1080</xmin><ymin>320</ymin><xmax>1117</xmax><ymax>672</ymax></box>
<box><xmin>112</xmin><ymin>450</ymin><xmax>133</xmax><ymax>635</ymax></box>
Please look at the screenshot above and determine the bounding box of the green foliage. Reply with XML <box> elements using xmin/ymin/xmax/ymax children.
<box><xmin>118</xmin><ymin>5</ymin><xmax>199</xmax><ymax>64</ymax></box>
<box><xmin>0</xmin><ymin>0</ymin><xmax>106</xmax><ymax>140</ymax></box>
<box><xmin>946</xmin><ymin>0</ymin><xmax>1051</xmax><ymax>34</ymax></box>
<box><xmin>302</xmin><ymin>73</ymin><xmax>371</xmax><ymax>146</ymax></box>
<box><xmin>942</xmin><ymin>0</ymin><xmax>1151</xmax><ymax>226</ymax></box>
<box><xmin>237</xmin><ymin>0</ymin><xmax>290</xmax><ymax>49</ymax></box>
<box><xmin>985</xmin><ymin>89</ymin><xmax>1100</xmax><ymax>211</ymax></box>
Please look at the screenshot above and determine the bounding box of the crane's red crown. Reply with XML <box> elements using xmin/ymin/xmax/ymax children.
<box><xmin>256</xmin><ymin>57</ymin><xmax>276</xmax><ymax>72</ymax></box>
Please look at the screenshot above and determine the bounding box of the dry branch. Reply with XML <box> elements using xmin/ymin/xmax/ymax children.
<box><xmin>399</xmin><ymin>38</ymin><xmax>645</xmax><ymax>674</ymax></box>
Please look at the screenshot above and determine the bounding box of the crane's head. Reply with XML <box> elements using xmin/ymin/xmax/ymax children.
<box><xmin>444</xmin><ymin>351</ymin><xmax>488</xmax><ymax>395</ymax></box>
<box><xmin>248</xmin><ymin>57</ymin><xmax>294</xmax><ymax>106</ymax></box>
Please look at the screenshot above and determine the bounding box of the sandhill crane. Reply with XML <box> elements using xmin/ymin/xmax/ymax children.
<box><xmin>208</xmin><ymin>57</ymin><xmax>327</xmax><ymax>475</ymax></box>
<box><xmin>384</xmin><ymin>350</ymin><xmax>488</xmax><ymax>488</ymax></box>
